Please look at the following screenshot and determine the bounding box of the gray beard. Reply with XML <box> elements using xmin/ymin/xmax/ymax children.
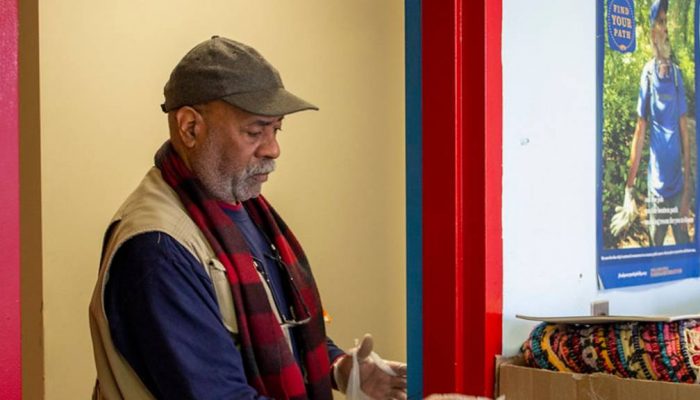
<box><xmin>231</xmin><ymin>159</ymin><xmax>276</xmax><ymax>202</ymax></box>
<box><xmin>653</xmin><ymin>37</ymin><xmax>672</xmax><ymax>61</ymax></box>
<box><xmin>189</xmin><ymin>140</ymin><xmax>276</xmax><ymax>203</ymax></box>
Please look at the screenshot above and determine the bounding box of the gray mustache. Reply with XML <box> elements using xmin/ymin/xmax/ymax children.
<box><xmin>247</xmin><ymin>160</ymin><xmax>276</xmax><ymax>175</ymax></box>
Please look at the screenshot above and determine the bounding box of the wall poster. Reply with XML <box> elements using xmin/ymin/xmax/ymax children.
<box><xmin>598</xmin><ymin>0</ymin><xmax>700</xmax><ymax>288</ymax></box>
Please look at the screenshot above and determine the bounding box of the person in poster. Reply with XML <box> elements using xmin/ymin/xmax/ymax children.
<box><xmin>598</xmin><ymin>0</ymin><xmax>700</xmax><ymax>289</ymax></box>
<box><xmin>607</xmin><ymin>0</ymin><xmax>696</xmax><ymax>248</ymax></box>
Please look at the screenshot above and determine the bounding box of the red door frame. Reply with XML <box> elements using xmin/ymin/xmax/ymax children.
<box><xmin>0</xmin><ymin>0</ymin><xmax>22</xmax><ymax>398</ymax></box>
<box><xmin>421</xmin><ymin>0</ymin><xmax>502</xmax><ymax>396</ymax></box>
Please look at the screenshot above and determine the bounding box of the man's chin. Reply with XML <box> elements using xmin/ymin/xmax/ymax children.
<box><xmin>656</xmin><ymin>38</ymin><xmax>672</xmax><ymax>60</ymax></box>
<box><xmin>234</xmin><ymin>185</ymin><xmax>263</xmax><ymax>202</ymax></box>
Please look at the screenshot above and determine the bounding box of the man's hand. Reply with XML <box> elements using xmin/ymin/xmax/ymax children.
<box><xmin>334</xmin><ymin>334</ymin><xmax>408</xmax><ymax>400</ymax></box>
<box><xmin>610</xmin><ymin>186</ymin><xmax>639</xmax><ymax>236</ymax></box>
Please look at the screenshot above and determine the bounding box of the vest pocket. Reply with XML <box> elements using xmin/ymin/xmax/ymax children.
<box><xmin>207</xmin><ymin>258</ymin><xmax>239</xmax><ymax>338</ymax></box>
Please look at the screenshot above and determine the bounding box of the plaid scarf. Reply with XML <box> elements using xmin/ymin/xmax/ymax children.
<box><xmin>155</xmin><ymin>142</ymin><xmax>332</xmax><ymax>400</ymax></box>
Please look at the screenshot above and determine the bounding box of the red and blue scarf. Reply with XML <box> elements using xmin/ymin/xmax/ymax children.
<box><xmin>155</xmin><ymin>142</ymin><xmax>332</xmax><ymax>399</ymax></box>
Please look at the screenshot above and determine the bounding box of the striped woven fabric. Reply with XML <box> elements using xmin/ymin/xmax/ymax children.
<box><xmin>521</xmin><ymin>321</ymin><xmax>700</xmax><ymax>383</ymax></box>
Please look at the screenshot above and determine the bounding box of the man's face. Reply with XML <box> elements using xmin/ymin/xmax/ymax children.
<box><xmin>652</xmin><ymin>9</ymin><xmax>671</xmax><ymax>59</ymax></box>
<box><xmin>189</xmin><ymin>101</ymin><xmax>283</xmax><ymax>203</ymax></box>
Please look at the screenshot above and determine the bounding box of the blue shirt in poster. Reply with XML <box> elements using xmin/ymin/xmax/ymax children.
<box><xmin>637</xmin><ymin>59</ymin><xmax>688</xmax><ymax>199</ymax></box>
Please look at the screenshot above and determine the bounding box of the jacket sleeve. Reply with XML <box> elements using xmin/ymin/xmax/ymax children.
<box><xmin>104</xmin><ymin>231</ymin><xmax>271</xmax><ymax>400</ymax></box>
<box><xmin>326</xmin><ymin>337</ymin><xmax>346</xmax><ymax>364</ymax></box>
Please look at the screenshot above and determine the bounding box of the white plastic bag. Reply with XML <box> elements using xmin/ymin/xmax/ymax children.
<box><xmin>344</xmin><ymin>340</ymin><xmax>397</xmax><ymax>400</ymax></box>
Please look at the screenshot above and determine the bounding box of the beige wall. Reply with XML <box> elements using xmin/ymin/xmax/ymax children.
<box><xmin>39</xmin><ymin>1</ymin><xmax>405</xmax><ymax>398</ymax></box>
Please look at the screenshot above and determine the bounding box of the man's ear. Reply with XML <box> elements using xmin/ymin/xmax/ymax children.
<box><xmin>175</xmin><ymin>106</ymin><xmax>202</xmax><ymax>148</ymax></box>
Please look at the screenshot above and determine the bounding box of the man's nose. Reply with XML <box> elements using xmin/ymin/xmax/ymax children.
<box><xmin>257</xmin><ymin>128</ymin><xmax>281</xmax><ymax>159</ymax></box>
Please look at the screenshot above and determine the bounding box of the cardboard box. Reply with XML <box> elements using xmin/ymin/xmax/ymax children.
<box><xmin>496</xmin><ymin>356</ymin><xmax>700</xmax><ymax>400</ymax></box>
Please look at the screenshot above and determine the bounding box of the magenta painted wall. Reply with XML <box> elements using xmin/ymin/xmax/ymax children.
<box><xmin>0</xmin><ymin>0</ymin><xmax>21</xmax><ymax>398</ymax></box>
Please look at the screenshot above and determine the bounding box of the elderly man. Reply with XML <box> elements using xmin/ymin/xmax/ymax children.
<box><xmin>89</xmin><ymin>36</ymin><xmax>407</xmax><ymax>400</ymax></box>
<box><xmin>610</xmin><ymin>0</ymin><xmax>692</xmax><ymax>246</ymax></box>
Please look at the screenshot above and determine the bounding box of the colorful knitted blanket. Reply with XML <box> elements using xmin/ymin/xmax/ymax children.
<box><xmin>521</xmin><ymin>321</ymin><xmax>700</xmax><ymax>383</ymax></box>
<box><xmin>155</xmin><ymin>142</ymin><xmax>332</xmax><ymax>400</ymax></box>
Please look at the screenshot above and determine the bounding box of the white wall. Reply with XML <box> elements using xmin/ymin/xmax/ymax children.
<box><xmin>502</xmin><ymin>0</ymin><xmax>700</xmax><ymax>356</ymax></box>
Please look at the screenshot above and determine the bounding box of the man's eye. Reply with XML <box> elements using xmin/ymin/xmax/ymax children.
<box><xmin>247</xmin><ymin>131</ymin><xmax>263</xmax><ymax>137</ymax></box>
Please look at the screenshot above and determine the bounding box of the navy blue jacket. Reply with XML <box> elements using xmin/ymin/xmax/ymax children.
<box><xmin>104</xmin><ymin>207</ymin><xmax>344</xmax><ymax>399</ymax></box>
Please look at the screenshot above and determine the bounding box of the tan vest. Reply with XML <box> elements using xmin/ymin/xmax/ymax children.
<box><xmin>89</xmin><ymin>167</ymin><xmax>262</xmax><ymax>399</ymax></box>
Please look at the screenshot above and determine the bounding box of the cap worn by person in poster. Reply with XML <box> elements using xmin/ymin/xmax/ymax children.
<box><xmin>161</xmin><ymin>35</ymin><xmax>318</xmax><ymax>116</ymax></box>
<box><xmin>650</xmin><ymin>0</ymin><xmax>669</xmax><ymax>28</ymax></box>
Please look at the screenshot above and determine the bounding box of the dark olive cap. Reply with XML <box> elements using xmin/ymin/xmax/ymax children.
<box><xmin>161</xmin><ymin>36</ymin><xmax>318</xmax><ymax>116</ymax></box>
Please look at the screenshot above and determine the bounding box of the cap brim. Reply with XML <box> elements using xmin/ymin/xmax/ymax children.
<box><xmin>221</xmin><ymin>88</ymin><xmax>318</xmax><ymax>116</ymax></box>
